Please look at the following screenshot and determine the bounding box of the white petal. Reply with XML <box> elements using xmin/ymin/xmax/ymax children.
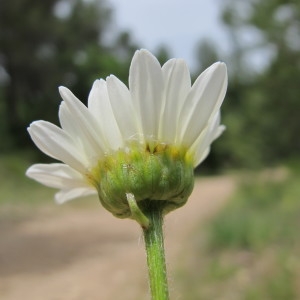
<box><xmin>55</xmin><ymin>187</ymin><xmax>96</xmax><ymax>204</ymax></box>
<box><xmin>197</xmin><ymin>147</ymin><xmax>211</xmax><ymax>165</ymax></box>
<box><xmin>87</xmin><ymin>80</ymin><xmax>123</xmax><ymax>150</ymax></box>
<box><xmin>59</xmin><ymin>86</ymin><xmax>109</xmax><ymax>155</ymax></box>
<box><xmin>28</xmin><ymin>121</ymin><xmax>88</xmax><ymax>173</ymax></box>
<box><xmin>106</xmin><ymin>75</ymin><xmax>140</xmax><ymax>141</ymax></box>
<box><xmin>59</xmin><ymin>102</ymin><xmax>99</xmax><ymax>164</ymax></box>
<box><xmin>26</xmin><ymin>163</ymin><xmax>89</xmax><ymax>189</ymax></box>
<box><xmin>129</xmin><ymin>49</ymin><xmax>164</xmax><ymax>141</ymax></box>
<box><xmin>159</xmin><ymin>58</ymin><xmax>191</xmax><ymax>143</ymax></box>
<box><xmin>191</xmin><ymin>111</ymin><xmax>225</xmax><ymax>167</ymax></box>
<box><xmin>214</xmin><ymin>125</ymin><xmax>226</xmax><ymax>141</ymax></box>
<box><xmin>59</xmin><ymin>102</ymin><xmax>78</xmax><ymax>139</ymax></box>
<box><xmin>179</xmin><ymin>62</ymin><xmax>227</xmax><ymax>147</ymax></box>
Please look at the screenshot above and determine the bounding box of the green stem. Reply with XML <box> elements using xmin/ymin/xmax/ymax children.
<box><xmin>143</xmin><ymin>205</ymin><xmax>169</xmax><ymax>300</ymax></box>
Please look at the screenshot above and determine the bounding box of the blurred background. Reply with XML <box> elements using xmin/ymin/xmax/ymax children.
<box><xmin>0</xmin><ymin>0</ymin><xmax>300</xmax><ymax>299</ymax></box>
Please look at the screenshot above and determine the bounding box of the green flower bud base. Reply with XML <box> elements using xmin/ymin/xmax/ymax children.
<box><xmin>89</xmin><ymin>141</ymin><xmax>194</xmax><ymax>225</ymax></box>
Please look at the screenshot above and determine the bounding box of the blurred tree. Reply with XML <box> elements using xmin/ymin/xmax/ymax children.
<box><xmin>216</xmin><ymin>0</ymin><xmax>300</xmax><ymax>167</ymax></box>
<box><xmin>0</xmin><ymin>0</ymin><xmax>137</xmax><ymax>151</ymax></box>
<box><xmin>155</xmin><ymin>45</ymin><xmax>171</xmax><ymax>66</ymax></box>
<box><xmin>194</xmin><ymin>39</ymin><xmax>220</xmax><ymax>72</ymax></box>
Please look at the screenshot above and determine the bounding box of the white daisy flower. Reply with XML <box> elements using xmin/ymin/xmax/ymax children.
<box><xmin>26</xmin><ymin>49</ymin><xmax>227</xmax><ymax>222</ymax></box>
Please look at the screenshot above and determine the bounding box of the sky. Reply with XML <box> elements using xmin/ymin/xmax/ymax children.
<box><xmin>108</xmin><ymin>0</ymin><xmax>230</xmax><ymax>70</ymax></box>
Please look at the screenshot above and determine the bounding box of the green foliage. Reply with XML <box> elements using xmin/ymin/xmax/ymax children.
<box><xmin>208</xmin><ymin>172</ymin><xmax>300</xmax><ymax>251</ymax></box>
<box><xmin>178</xmin><ymin>169</ymin><xmax>300</xmax><ymax>299</ymax></box>
<box><xmin>217</xmin><ymin>0</ymin><xmax>300</xmax><ymax>167</ymax></box>
<box><xmin>0</xmin><ymin>0</ymin><xmax>138</xmax><ymax>151</ymax></box>
<box><xmin>193</xmin><ymin>0</ymin><xmax>300</xmax><ymax>169</ymax></box>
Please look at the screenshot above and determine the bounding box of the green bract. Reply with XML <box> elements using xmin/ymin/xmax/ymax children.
<box><xmin>89</xmin><ymin>142</ymin><xmax>194</xmax><ymax>220</ymax></box>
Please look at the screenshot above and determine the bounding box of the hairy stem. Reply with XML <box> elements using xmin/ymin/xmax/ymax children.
<box><xmin>143</xmin><ymin>205</ymin><xmax>169</xmax><ymax>300</ymax></box>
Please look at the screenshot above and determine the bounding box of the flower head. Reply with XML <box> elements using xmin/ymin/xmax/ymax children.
<box><xmin>26</xmin><ymin>49</ymin><xmax>227</xmax><ymax>222</ymax></box>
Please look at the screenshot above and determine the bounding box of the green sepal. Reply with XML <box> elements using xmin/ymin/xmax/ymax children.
<box><xmin>126</xmin><ymin>193</ymin><xmax>150</xmax><ymax>229</ymax></box>
<box><xmin>90</xmin><ymin>142</ymin><xmax>194</xmax><ymax>220</ymax></box>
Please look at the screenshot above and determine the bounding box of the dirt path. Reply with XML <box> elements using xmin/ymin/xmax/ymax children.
<box><xmin>0</xmin><ymin>176</ymin><xmax>235</xmax><ymax>300</ymax></box>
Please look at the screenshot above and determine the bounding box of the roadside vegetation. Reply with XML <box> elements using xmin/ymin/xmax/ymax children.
<box><xmin>178</xmin><ymin>166</ymin><xmax>300</xmax><ymax>300</ymax></box>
